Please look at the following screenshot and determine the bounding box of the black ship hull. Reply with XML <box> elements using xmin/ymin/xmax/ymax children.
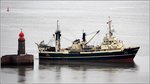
<box><xmin>39</xmin><ymin>47</ymin><xmax>139</xmax><ymax>62</ymax></box>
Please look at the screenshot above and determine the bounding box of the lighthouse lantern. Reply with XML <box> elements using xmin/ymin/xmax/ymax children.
<box><xmin>18</xmin><ymin>30</ymin><xmax>25</xmax><ymax>55</ymax></box>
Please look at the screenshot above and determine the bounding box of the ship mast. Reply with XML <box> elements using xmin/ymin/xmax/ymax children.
<box><xmin>107</xmin><ymin>16</ymin><xmax>113</xmax><ymax>38</ymax></box>
<box><xmin>55</xmin><ymin>20</ymin><xmax>61</xmax><ymax>52</ymax></box>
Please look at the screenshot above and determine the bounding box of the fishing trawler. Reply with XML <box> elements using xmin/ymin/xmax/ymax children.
<box><xmin>36</xmin><ymin>17</ymin><xmax>140</xmax><ymax>62</ymax></box>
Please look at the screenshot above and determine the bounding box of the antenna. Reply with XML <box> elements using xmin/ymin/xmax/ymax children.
<box><xmin>82</xmin><ymin>29</ymin><xmax>84</xmax><ymax>33</ymax></box>
<box><xmin>57</xmin><ymin>20</ymin><xmax>59</xmax><ymax>30</ymax></box>
<box><xmin>20</xmin><ymin>28</ymin><xmax>23</xmax><ymax>32</ymax></box>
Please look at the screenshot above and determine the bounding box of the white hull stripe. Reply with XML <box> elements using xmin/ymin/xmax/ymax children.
<box><xmin>40</xmin><ymin>50</ymin><xmax>125</xmax><ymax>54</ymax></box>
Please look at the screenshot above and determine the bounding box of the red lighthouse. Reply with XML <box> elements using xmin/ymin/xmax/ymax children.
<box><xmin>18</xmin><ymin>30</ymin><xmax>25</xmax><ymax>55</ymax></box>
<box><xmin>1</xmin><ymin>29</ymin><xmax>34</xmax><ymax>65</ymax></box>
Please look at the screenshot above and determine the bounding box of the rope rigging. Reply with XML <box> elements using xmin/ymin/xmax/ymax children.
<box><xmin>47</xmin><ymin>35</ymin><xmax>55</xmax><ymax>45</ymax></box>
<box><xmin>61</xmin><ymin>36</ymin><xmax>73</xmax><ymax>42</ymax></box>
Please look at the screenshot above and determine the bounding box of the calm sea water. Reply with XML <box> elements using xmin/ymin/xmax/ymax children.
<box><xmin>1</xmin><ymin>1</ymin><xmax>149</xmax><ymax>83</ymax></box>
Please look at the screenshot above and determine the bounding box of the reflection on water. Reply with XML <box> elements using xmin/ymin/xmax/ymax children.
<box><xmin>1</xmin><ymin>65</ymin><xmax>33</xmax><ymax>83</ymax></box>
<box><xmin>18</xmin><ymin>66</ymin><xmax>26</xmax><ymax>83</ymax></box>
<box><xmin>1</xmin><ymin>59</ymin><xmax>139</xmax><ymax>83</ymax></box>
<box><xmin>39</xmin><ymin>60</ymin><xmax>138</xmax><ymax>70</ymax></box>
<box><xmin>39</xmin><ymin>60</ymin><xmax>138</xmax><ymax>83</ymax></box>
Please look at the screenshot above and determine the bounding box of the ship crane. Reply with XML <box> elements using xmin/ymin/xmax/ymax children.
<box><xmin>85</xmin><ymin>30</ymin><xmax>100</xmax><ymax>45</ymax></box>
